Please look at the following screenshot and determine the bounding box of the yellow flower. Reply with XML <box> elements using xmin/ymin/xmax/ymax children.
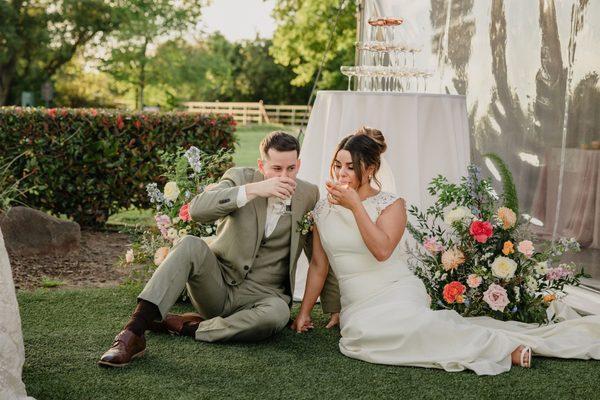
<box><xmin>497</xmin><ymin>207</ymin><xmax>517</xmax><ymax>229</ymax></box>
<box><xmin>164</xmin><ymin>181</ymin><xmax>180</xmax><ymax>202</ymax></box>
<box><xmin>441</xmin><ymin>248</ymin><xmax>465</xmax><ymax>271</ymax></box>
<box><xmin>502</xmin><ymin>241</ymin><xmax>515</xmax><ymax>255</ymax></box>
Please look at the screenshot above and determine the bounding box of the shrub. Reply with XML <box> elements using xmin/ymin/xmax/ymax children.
<box><xmin>0</xmin><ymin>107</ymin><xmax>237</xmax><ymax>226</ymax></box>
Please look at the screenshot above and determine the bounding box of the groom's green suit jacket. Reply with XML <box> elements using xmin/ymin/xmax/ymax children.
<box><xmin>188</xmin><ymin>167</ymin><xmax>341</xmax><ymax>313</ymax></box>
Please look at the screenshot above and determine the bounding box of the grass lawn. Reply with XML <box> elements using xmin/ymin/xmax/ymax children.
<box><xmin>232</xmin><ymin>123</ymin><xmax>299</xmax><ymax>167</ymax></box>
<box><xmin>19</xmin><ymin>285</ymin><xmax>600</xmax><ymax>400</ymax></box>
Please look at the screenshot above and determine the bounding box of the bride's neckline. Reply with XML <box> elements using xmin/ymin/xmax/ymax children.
<box><xmin>360</xmin><ymin>190</ymin><xmax>381</xmax><ymax>203</ymax></box>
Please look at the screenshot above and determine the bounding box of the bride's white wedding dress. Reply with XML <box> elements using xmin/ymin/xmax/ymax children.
<box><xmin>313</xmin><ymin>191</ymin><xmax>600</xmax><ymax>375</ymax></box>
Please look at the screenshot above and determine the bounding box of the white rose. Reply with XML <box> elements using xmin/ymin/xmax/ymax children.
<box><xmin>164</xmin><ymin>181</ymin><xmax>180</xmax><ymax>202</ymax></box>
<box><xmin>206</xmin><ymin>226</ymin><xmax>214</xmax><ymax>234</ymax></box>
<box><xmin>444</xmin><ymin>206</ymin><xmax>473</xmax><ymax>225</ymax></box>
<box><xmin>178</xmin><ymin>229</ymin><xmax>188</xmax><ymax>237</ymax></box>
<box><xmin>172</xmin><ymin>216</ymin><xmax>181</xmax><ymax>224</ymax></box>
<box><xmin>491</xmin><ymin>256</ymin><xmax>518</xmax><ymax>279</ymax></box>
<box><xmin>167</xmin><ymin>227</ymin><xmax>179</xmax><ymax>240</ymax></box>
<box><xmin>534</xmin><ymin>261</ymin><xmax>548</xmax><ymax>275</ymax></box>
<box><xmin>526</xmin><ymin>276</ymin><xmax>539</xmax><ymax>293</ymax></box>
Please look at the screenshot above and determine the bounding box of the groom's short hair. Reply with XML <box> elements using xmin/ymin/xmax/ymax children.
<box><xmin>259</xmin><ymin>131</ymin><xmax>300</xmax><ymax>159</ymax></box>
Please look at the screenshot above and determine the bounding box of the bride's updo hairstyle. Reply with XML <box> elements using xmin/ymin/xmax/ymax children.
<box><xmin>330</xmin><ymin>126</ymin><xmax>387</xmax><ymax>189</ymax></box>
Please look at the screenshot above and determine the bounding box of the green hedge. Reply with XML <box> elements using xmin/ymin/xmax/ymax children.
<box><xmin>0</xmin><ymin>107</ymin><xmax>237</xmax><ymax>226</ymax></box>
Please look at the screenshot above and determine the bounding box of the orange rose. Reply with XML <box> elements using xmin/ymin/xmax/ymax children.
<box><xmin>543</xmin><ymin>294</ymin><xmax>556</xmax><ymax>303</ymax></box>
<box><xmin>502</xmin><ymin>241</ymin><xmax>515</xmax><ymax>255</ymax></box>
<box><xmin>443</xmin><ymin>281</ymin><xmax>466</xmax><ymax>304</ymax></box>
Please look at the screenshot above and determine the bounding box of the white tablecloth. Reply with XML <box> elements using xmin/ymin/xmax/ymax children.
<box><xmin>294</xmin><ymin>90</ymin><xmax>471</xmax><ymax>300</ymax></box>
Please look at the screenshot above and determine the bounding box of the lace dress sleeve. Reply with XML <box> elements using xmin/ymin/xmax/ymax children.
<box><xmin>373</xmin><ymin>192</ymin><xmax>404</xmax><ymax>216</ymax></box>
<box><xmin>312</xmin><ymin>198</ymin><xmax>329</xmax><ymax>224</ymax></box>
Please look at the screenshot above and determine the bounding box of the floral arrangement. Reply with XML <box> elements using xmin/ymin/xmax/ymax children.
<box><xmin>406</xmin><ymin>161</ymin><xmax>586</xmax><ymax>324</ymax></box>
<box><xmin>122</xmin><ymin>145</ymin><xmax>233</xmax><ymax>282</ymax></box>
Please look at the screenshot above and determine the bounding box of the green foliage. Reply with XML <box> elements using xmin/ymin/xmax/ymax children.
<box><xmin>0</xmin><ymin>152</ymin><xmax>36</xmax><ymax>211</ymax></box>
<box><xmin>271</xmin><ymin>0</ymin><xmax>357</xmax><ymax>89</ymax></box>
<box><xmin>0</xmin><ymin>0</ymin><xmax>120</xmax><ymax>105</ymax></box>
<box><xmin>0</xmin><ymin>106</ymin><xmax>236</xmax><ymax>226</ymax></box>
<box><xmin>101</xmin><ymin>0</ymin><xmax>204</xmax><ymax>110</ymax></box>
<box><xmin>483</xmin><ymin>152</ymin><xmax>519</xmax><ymax>215</ymax></box>
<box><xmin>144</xmin><ymin>35</ymin><xmax>311</xmax><ymax>109</ymax></box>
<box><xmin>52</xmin><ymin>56</ymin><xmax>123</xmax><ymax>108</ymax></box>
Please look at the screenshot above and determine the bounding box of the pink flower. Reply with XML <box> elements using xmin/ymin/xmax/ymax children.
<box><xmin>47</xmin><ymin>108</ymin><xmax>57</xmax><ymax>118</ymax></box>
<box><xmin>483</xmin><ymin>284</ymin><xmax>510</xmax><ymax>312</ymax></box>
<box><xmin>517</xmin><ymin>240</ymin><xmax>534</xmax><ymax>258</ymax></box>
<box><xmin>125</xmin><ymin>249</ymin><xmax>134</xmax><ymax>263</ymax></box>
<box><xmin>546</xmin><ymin>265</ymin><xmax>574</xmax><ymax>281</ymax></box>
<box><xmin>155</xmin><ymin>214</ymin><xmax>172</xmax><ymax>239</ymax></box>
<box><xmin>467</xmin><ymin>274</ymin><xmax>483</xmax><ymax>288</ymax></box>
<box><xmin>178</xmin><ymin>203</ymin><xmax>191</xmax><ymax>222</ymax></box>
<box><xmin>469</xmin><ymin>220</ymin><xmax>494</xmax><ymax>243</ymax></box>
<box><xmin>423</xmin><ymin>237</ymin><xmax>444</xmax><ymax>253</ymax></box>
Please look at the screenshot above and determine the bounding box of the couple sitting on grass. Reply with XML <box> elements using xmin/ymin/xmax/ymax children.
<box><xmin>99</xmin><ymin>129</ymin><xmax>600</xmax><ymax>375</ymax></box>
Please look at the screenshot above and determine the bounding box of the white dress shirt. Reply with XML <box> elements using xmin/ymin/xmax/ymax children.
<box><xmin>236</xmin><ymin>185</ymin><xmax>284</xmax><ymax>238</ymax></box>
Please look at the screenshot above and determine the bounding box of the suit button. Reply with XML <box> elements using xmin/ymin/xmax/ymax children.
<box><xmin>231</xmin><ymin>280</ymin><xmax>236</xmax><ymax>285</ymax></box>
<box><xmin>261</xmin><ymin>240</ymin><xmax>266</xmax><ymax>245</ymax></box>
<box><xmin>255</xmin><ymin>254</ymin><xmax>259</xmax><ymax>258</ymax></box>
<box><xmin>244</xmin><ymin>265</ymin><xmax>249</xmax><ymax>270</ymax></box>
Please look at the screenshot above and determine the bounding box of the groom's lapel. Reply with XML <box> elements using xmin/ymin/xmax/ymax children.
<box><xmin>252</xmin><ymin>170</ymin><xmax>267</xmax><ymax>243</ymax></box>
<box><xmin>289</xmin><ymin>183</ymin><xmax>303</xmax><ymax>268</ymax></box>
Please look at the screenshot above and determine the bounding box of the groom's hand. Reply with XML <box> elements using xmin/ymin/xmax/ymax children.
<box><xmin>325</xmin><ymin>313</ymin><xmax>340</xmax><ymax>329</ymax></box>
<box><xmin>246</xmin><ymin>177</ymin><xmax>296</xmax><ymax>200</ymax></box>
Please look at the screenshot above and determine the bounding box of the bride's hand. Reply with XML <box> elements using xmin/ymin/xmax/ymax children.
<box><xmin>291</xmin><ymin>313</ymin><xmax>314</xmax><ymax>333</ymax></box>
<box><xmin>326</xmin><ymin>182</ymin><xmax>361</xmax><ymax>211</ymax></box>
<box><xmin>325</xmin><ymin>312</ymin><xmax>340</xmax><ymax>329</ymax></box>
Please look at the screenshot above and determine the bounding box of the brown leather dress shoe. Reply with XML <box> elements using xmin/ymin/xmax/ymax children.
<box><xmin>148</xmin><ymin>312</ymin><xmax>204</xmax><ymax>336</ymax></box>
<box><xmin>97</xmin><ymin>329</ymin><xmax>146</xmax><ymax>368</ymax></box>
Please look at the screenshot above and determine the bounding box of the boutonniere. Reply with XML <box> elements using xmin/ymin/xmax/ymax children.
<box><xmin>296</xmin><ymin>211</ymin><xmax>315</xmax><ymax>235</ymax></box>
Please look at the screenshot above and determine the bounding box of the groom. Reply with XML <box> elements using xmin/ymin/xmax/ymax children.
<box><xmin>99</xmin><ymin>131</ymin><xmax>341</xmax><ymax>367</ymax></box>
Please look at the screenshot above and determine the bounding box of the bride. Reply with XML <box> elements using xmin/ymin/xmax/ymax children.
<box><xmin>292</xmin><ymin>127</ymin><xmax>600</xmax><ymax>375</ymax></box>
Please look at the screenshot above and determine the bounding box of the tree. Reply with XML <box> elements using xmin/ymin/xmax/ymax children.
<box><xmin>270</xmin><ymin>0</ymin><xmax>356</xmax><ymax>91</ymax></box>
<box><xmin>102</xmin><ymin>0</ymin><xmax>204</xmax><ymax>110</ymax></box>
<box><xmin>0</xmin><ymin>0</ymin><xmax>119</xmax><ymax>105</ymax></box>
<box><xmin>232</xmin><ymin>38</ymin><xmax>311</xmax><ymax>104</ymax></box>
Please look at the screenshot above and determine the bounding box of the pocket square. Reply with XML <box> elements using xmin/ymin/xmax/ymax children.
<box><xmin>218</xmin><ymin>199</ymin><xmax>230</xmax><ymax>204</ymax></box>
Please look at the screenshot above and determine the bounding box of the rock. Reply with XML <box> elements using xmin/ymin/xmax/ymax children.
<box><xmin>0</xmin><ymin>206</ymin><xmax>81</xmax><ymax>256</ymax></box>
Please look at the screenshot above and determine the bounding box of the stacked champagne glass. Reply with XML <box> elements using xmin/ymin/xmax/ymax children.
<box><xmin>340</xmin><ymin>17</ymin><xmax>434</xmax><ymax>93</ymax></box>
